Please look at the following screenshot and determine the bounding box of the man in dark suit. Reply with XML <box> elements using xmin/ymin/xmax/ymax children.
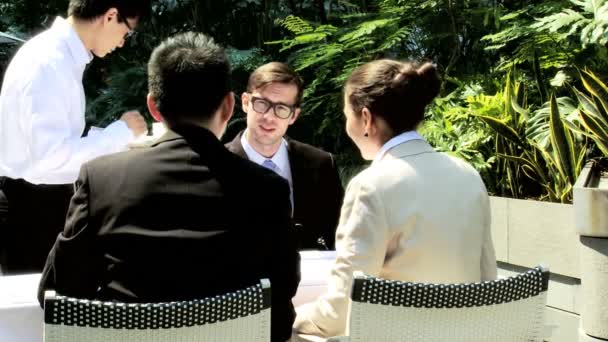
<box><xmin>226</xmin><ymin>62</ymin><xmax>344</xmax><ymax>250</ymax></box>
<box><xmin>38</xmin><ymin>32</ymin><xmax>300</xmax><ymax>342</ymax></box>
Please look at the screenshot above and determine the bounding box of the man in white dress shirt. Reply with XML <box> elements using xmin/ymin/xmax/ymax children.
<box><xmin>0</xmin><ymin>0</ymin><xmax>151</xmax><ymax>274</ymax></box>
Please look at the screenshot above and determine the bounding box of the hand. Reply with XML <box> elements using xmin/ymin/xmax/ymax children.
<box><xmin>120</xmin><ymin>110</ymin><xmax>147</xmax><ymax>137</ymax></box>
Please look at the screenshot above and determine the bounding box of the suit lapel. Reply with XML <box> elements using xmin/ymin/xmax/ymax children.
<box><xmin>286</xmin><ymin>138</ymin><xmax>305</xmax><ymax>216</ymax></box>
<box><xmin>225</xmin><ymin>131</ymin><xmax>247</xmax><ymax>158</ymax></box>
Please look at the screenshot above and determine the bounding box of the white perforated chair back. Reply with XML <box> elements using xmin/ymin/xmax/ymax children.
<box><xmin>347</xmin><ymin>267</ymin><xmax>549</xmax><ymax>342</ymax></box>
<box><xmin>43</xmin><ymin>279</ymin><xmax>271</xmax><ymax>342</ymax></box>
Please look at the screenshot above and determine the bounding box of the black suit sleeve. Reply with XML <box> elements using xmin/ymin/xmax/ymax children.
<box><xmin>38</xmin><ymin>165</ymin><xmax>104</xmax><ymax>306</ymax></box>
<box><xmin>267</xmin><ymin>178</ymin><xmax>301</xmax><ymax>342</ymax></box>
<box><xmin>320</xmin><ymin>154</ymin><xmax>344</xmax><ymax>249</ymax></box>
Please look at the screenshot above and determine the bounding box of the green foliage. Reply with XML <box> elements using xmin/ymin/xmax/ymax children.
<box><xmin>481</xmin><ymin>1</ymin><xmax>577</xmax><ymax>71</ymax></box>
<box><xmin>420</xmin><ymin>85</ymin><xmax>497</xmax><ymax>185</ymax></box>
<box><xmin>474</xmin><ymin>75</ymin><xmax>586</xmax><ymax>203</ymax></box>
<box><xmin>429</xmin><ymin>71</ymin><xmax>588</xmax><ymax>203</ymax></box>
<box><xmin>532</xmin><ymin>0</ymin><xmax>608</xmax><ymax>46</ymax></box>
<box><xmin>574</xmin><ymin>69</ymin><xmax>608</xmax><ymax>155</ymax></box>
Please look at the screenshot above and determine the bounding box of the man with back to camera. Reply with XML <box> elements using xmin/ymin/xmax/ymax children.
<box><xmin>0</xmin><ymin>0</ymin><xmax>150</xmax><ymax>274</ymax></box>
<box><xmin>38</xmin><ymin>32</ymin><xmax>301</xmax><ymax>342</ymax></box>
<box><xmin>226</xmin><ymin>62</ymin><xmax>344</xmax><ymax>250</ymax></box>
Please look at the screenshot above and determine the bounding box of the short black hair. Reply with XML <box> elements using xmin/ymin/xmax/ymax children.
<box><xmin>148</xmin><ymin>32</ymin><xmax>231</xmax><ymax>126</ymax></box>
<box><xmin>68</xmin><ymin>0</ymin><xmax>151</xmax><ymax>21</ymax></box>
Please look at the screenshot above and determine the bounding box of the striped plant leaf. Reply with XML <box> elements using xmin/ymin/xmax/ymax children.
<box><xmin>573</xmin><ymin>87</ymin><xmax>608</xmax><ymax>124</ymax></box>
<box><xmin>579</xmin><ymin>110</ymin><xmax>608</xmax><ymax>155</ymax></box>
<box><xmin>549</xmin><ymin>94</ymin><xmax>576</xmax><ymax>184</ymax></box>
<box><xmin>580</xmin><ymin>69</ymin><xmax>608</xmax><ymax>115</ymax></box>
<box><xmin>478</xmin><ymin>115</ymin><xmax>525</xmax><ymax>147</ymax></box>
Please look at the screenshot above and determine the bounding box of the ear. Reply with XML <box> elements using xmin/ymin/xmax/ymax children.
<box><xmin>241</xmin><ymin>92</ymin><xmax>249</xmax><ymax>111</ymax></box>
<box><xmin>289</xmin><ymin>107</ymin><xmax>301</xmax><ymax>125</ymax></box>
<box><xmin>103</xmin><ymin>8</ymin><xmax>118</xmax><ymax>22</ymax></box>
<box><xmin>220</xmin><ymin>92</ymin><xmax>236</xmax><ymax>124</ymax></box>
<box><xmin>147</xmin><ymin>93</ymin><xmax>163</xmax><ymax>122</ymax></box>
<box><xmin>361</xmin><ymin>107</ymin><xmax>374</xmax><ymax>134</ymax></box>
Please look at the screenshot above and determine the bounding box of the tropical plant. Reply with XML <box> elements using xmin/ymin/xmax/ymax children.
<box><xmin>481</xmin><ymin>0</ymin><xmax>608</xmax><ymax>77</ymax></box>
<box><xmin>532</xmin><ymin>0</ymin><xmax>608</xmax><ymax>47</ymax></box>
<box><xmin>481</xmin><ymin>0</ymin><xmax>575</xmax><ymax>72</ymax></box>
<box><xmin>475</xmin><ymin>74</ymin><xmax>586</xmax><ymax>203</ymax></box>
<box><xmin>420</xmin><ymin>84</ymin><xmax>498</xmax><ymax>191</ymax></box>
<box><xmin>569</xmin><ymin>69</ymin><xmax>608</xmax><ymax>156</ymax></box>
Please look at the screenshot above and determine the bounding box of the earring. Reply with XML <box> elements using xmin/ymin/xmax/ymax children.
<box><xmin>364</xmin><ymin>132</ymin><xmax>369</xmax><ymax>137</ymax></box>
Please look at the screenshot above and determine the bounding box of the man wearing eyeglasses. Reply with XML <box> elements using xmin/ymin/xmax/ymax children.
<box><xmin>0</xmin><ymin>0</ymin><xmax>150</xmax><ymax>274</ymax></box>
<box><xmin>226</xmin><ymin>62</ymin><xmax>344</xmax><ymax>251</ymax></box>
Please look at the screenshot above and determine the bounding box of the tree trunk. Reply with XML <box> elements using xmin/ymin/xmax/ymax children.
<box><xmin>287</xmin><ymin>0</ymin><xmax>300</xmax><ymax>15</ymax></box>
<box><xmin>443</xmin><ymin>0</ymin><xmax>461</xmax><ymax>89</ymax></box>
<box><xmin>314</xmin><ymin>0</ymin><xmax>327</xmax><ymax>23</ymax></box>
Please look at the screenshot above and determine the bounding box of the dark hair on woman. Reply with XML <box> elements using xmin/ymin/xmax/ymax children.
<box><xmin>345</xmin><ymin>59</ymin><xmax>441</xmax><ymax>134</ymax></box>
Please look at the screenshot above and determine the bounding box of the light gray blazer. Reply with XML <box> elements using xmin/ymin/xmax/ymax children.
<box><xmin>294</xmin><ymin>139</ymin><xmax>497</xmax><ymax>337</ymax></box>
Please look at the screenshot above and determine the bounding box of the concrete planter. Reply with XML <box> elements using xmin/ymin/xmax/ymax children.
<box><xmin>490</xmin><ymin>196</ymin><xmax>581</xmax><ymax>342</ymax></box>
<box><xmin>574</xmin><ymin>160</ymin><xmax>608</xmax><ymax>237</ymax></box>
<box><xmin>574</xmin><ymin>160</ymin><xmax>608</xmax><ymax>341</ymax></box>
<box><xmin>490</xmin><ymin>196</ymin><xmax>577</xmax><ymax>278</ymax></box>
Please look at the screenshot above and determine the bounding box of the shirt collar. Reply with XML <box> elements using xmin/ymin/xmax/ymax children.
<box><xmin>51</xmin><ymin>16</ymin><xmax>94</xmax><ymax>67</ymax></box>
<box><xmin>241</xmin><ymin>129</ymin><xmax>290</xmax><ymax>172</ymax></box>
<box><xmin>372</xmin><ymin>130</ymin><xmax>425</xmax><ymax>166</ymax></box>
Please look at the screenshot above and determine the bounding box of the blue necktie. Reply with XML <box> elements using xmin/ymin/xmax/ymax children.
<box><xmin>262</xmin><ymin>159</ymin><xmax>278</xmax><ymax>173</ymax></box>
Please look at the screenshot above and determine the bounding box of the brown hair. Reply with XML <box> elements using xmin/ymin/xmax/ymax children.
<box><xmin>247</xmin><ymin>62</ymin><xmax>304</xmax><ymax>106</ymax></box>
<box><xmin>345</xmin><ymin>59</ymin><xmax>440</xmax><ymax>135</ymax></box>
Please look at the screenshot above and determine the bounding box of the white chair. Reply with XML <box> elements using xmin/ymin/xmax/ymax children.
<box><xmin>43</xmin><ymin>279</ymin><xmax>271</xmax><ymax>342</ymax></box>
<box><xmin>329</xmin><ymin>266</ymin><xmax>550</xmax><ymax>342</ymax></box>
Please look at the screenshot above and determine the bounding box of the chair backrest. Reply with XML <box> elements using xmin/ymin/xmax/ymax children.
<box><xmin>43</xmin><ymin>279</ymin><xmax>271</xmax><ymax>342</ymax></box>
<box><xmin>347</xmin><ymin>267</ymin><xmax>550</xmax><ymax>342</ymax></box>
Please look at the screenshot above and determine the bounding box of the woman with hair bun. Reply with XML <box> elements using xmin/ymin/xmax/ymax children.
<box><xmin>293</xmin><ymin>59</ymin><xmax>497</xmax><ymax>338</ymax></box>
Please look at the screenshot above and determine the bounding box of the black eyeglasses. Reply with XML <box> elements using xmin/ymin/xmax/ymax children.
<box><xmin>250</xmin><ymin>95</ymin><xmax>297</xmax><ymax>119</ymax></box>
<box><xmin>117</xmin><ymin>12</ymin><xmax>135</xmax><ymax>40</ymax></box>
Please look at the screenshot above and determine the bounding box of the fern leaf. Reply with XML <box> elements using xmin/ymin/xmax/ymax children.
<box><xmin>339</xmin><ymin>18</ymin><xmax>396</xmax><ymax>43</ymax></box>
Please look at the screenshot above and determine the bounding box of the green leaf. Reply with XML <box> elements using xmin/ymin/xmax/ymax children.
<box><xmin>478</xmin><ymin>115</ymin><xmax>525</xmax><ymax>147</ymax></box>
<box><xmin>549</xmin><ymin>93</ymin><xmax>576</xmax><ymax>184</ymax></box>
<box><xmin>573</xmin><ymin>87</ymin><xmax>607</xmax><ymax>122</ymax></box>
<box><xmin>339</xmin><ymin>18</ymin><xmax>396</xmax><ymax>43</ymax></box>
<box><xmin>581</xmin><ymin>68</ymin><xmax>608</xmax><ymax>115</ymax></box>
<box><xmin>580</xmin><ymin>109</ymin><xmax>608</xmax><ymax>145</ymax></box>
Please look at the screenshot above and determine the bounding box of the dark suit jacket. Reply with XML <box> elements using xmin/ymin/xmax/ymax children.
<box><xmin>226</xmin><ymin>131</ymin><xmax>344</xmax><ymax>250</ymax></box>
<box><xmin>38</xmin><ymin>125</ymin><xmax>300</xmax><ymax>342</ymax></box>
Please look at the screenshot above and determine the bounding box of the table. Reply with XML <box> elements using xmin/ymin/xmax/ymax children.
<box><xmin>0</xmin><ymin>251</ymin><xmax>335</xmax><ymax>342</ymax></box>
<box><xmin>294</xmin><ymin>250</ymin><xmax>335</xmax><ymax>307</ymax></box>
<box><xmin>0</xmin><ymin>273</ymin><xmax>43</xmax><ymax>342</ymax></box>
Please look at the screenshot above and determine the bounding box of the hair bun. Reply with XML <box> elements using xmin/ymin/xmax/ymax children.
<box><xmin>415</xmin><ymin>62</ymin><xmax>440</xmax><ymax>105</ymax></box>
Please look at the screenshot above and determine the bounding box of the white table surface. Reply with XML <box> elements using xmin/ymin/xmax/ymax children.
<box><xmin>0</xmin><ymin>251</ymin><xmax>336</xmax><ymax>342</ymax></box>
<box><xmin>0</xmin><ymin>273</ymin><xmax>43</xmax><ymax>342</ymax></box>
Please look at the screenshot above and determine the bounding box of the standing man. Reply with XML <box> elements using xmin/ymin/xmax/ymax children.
<box><xmin>38</xmin><ymin>32</ymin><xmax>300</xmax><ymax>342</ymax></box>
<box><xmin>0</xmin><ymin>0</ymin><xmax>150</xmax><ymax>274</ymax></box>
<box><xmin>226</xmin><ymin>62</ymin><xmax>344</xmax><ymax>250</ymax></box>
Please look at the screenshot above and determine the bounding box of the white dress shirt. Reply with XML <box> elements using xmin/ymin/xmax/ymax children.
<box><xmin>241</xmin><ymin>130</ymin><xmax>294</xmax><ymax>208</ymax></box>
<box><xmin>0</xmin><ymin>17</ymin><xmax>134</xmax><ymax>185</ymax></box>
<box><xmin>372</xmin><ymin>130</ymin><xmax>425</xmax><ymax>166</ymax></box>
